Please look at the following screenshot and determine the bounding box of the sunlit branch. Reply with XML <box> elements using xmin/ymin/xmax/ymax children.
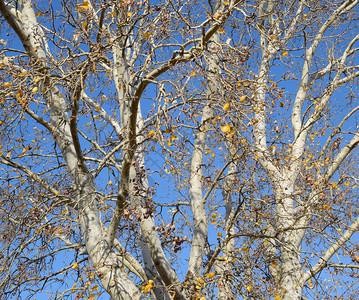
<box><xmin>300</xmin><ymin>216</ymin><xmax>359</xmax><ymax>285</ymax></box>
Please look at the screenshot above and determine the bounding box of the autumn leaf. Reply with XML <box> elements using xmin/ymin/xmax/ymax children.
<box><xmin>149</xmin><ymin>130</ymin><xmax>155</xmax><ymax>137</ymax></box>
<box><xmin>142</xmin><ymin>280</ymin><xmax>154</xmax><ymax>294</ymax></box>
<box><xmin>221</xmin><ymin>125</ymin><xmax>231</xmax><ymax>133</ymax></box>
<box><xmin>79</xmin><ymin>1</ymin><xmax>90</xmax><ymax>9</ymax></box>
<box><xmin>170</xmin><ymin>134</ymin><xmax>178</xmax><ymax>141</ymax></box>
<box><xmin>240</xmin><ymin>95</ymin><xmax>246</xmax><ymax>103</ymax></box>
<box><xmin>72</xmin><ymin>262</ymin><xmax>79</xmax><ymax>269</ymax></box>
<box><xmin>142</xmin><ymin>31</ymin><xmax>151</xmax><ymax>39</ymax></box>
<box><xmin>281</xmin><ymin>51</ymin><xmax>288</xmax><ymax>57</ymax></box>
<box><xmin>195</xmin><ymin>277</ymin><xmax>205</xmax><ymax>285</ymax></box>
<box><xmin>222</xmin><ymin>103</ymin><xmax>230</xmax><ymax>111</ymax></box>
<box><xmin>206</xmin><ymin>272</ymin><xmax>215</xmax><ymax>279</ymax></box>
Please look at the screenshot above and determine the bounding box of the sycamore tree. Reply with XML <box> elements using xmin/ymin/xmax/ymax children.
<box><xmin>0</xmin><ymin>0</ymin><xmax>359</xmax><ymax>299</ymax></box>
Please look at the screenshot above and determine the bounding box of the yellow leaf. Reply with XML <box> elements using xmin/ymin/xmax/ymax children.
<box><xmin>95</xmin><ymin>106</ymin><xmax>101</xmax><ymax>112</ymax></box>
<box><xmin>218</xmin><ymin>28</ymin><xmax>225</xmax><ymax>34</ymax></box>
<box><xmin>212</xmin><ymin>213</ymin><xmax>217</xmax><ymax>218</ymax></box>
<box><xmin>91</xmin><ymin>285</ymin><xmax>99</xmax><ymax>291</ymax></box>
<box><xmin>240</xmin><ymin>95</ymin><xmax>246</xmax><ymax>103</ymax></box>
<box><xmin>281</xmin><ymin>51</ymin><xmax>288</xmax><ymax>57</ymax></box>
<box><xmin>72</xmin><ymin>262</ymin><xmax>79</xmax><ymax>269</ymax></box>
<box><xmin>199</xmin><ymin>297</ymin><xmax>206</xmax><ymax>300</ymax></box>
<box><xmin>35</xmin><ymin>12</ymin><xmax>43</xmax><ymax>17</ymax></box>
<box><xmin>196</xmin><ymin>277</ymin><xmax>205</xmax><ymax>285</ymax></box>
<box><xmin>167</xmin><ymin>140</ymin><xmax>172</xmax><ymax>147</ymax></box>
<box><xmin>32</xmin><ymin>86</ymin><xmax>38</xmax><ymax>93</ymax></box>
<box><xmin>83</xmin><ymin>22</ymin><xmax>88</xmax><ymax>30</ymax></box>
<box><xmin>108</xmin><ymin>180</ymin><xmax>113</xmax><ymax>185</ymax></box>
<box><xmin>170</xmin><ymin>134</ymin><xmax>178</xmax><ymax>141</ymax></box>
<box><xmin>222</xmin><ymin>103</ymin><xmax>230</xmax><ymax>111</ymax></box>
<box><xmin>142</xmin><ymin>280</ymin><xmax>154</xmax><ymax>294</ymax></box>
<box><xmin>247</xmin><ymin>286</ymin><xmax>252</xmax><ymax>292</ymax></box>
<box><xmin>149</xmin><ymin>130</ymin><xmax>155</xmax><ymax>137</ymax></box>
<box><xmin>214</xmin><ymin>14</ymin><xmax>221</xmax><ymax>19</ymax></box>
<box><xmin>6</xmin><ymin>152</ymin><xmax>11</xmax><ymax>158</ymax></box>
<box><xmin>221</xmin><ymin>125</ymin><xmax>231</xmax><ymax>133</ymax></box>
<box><xmin>19</xmin><ymin>72</ymin><xmax>27</xmax><ymax>76</ymax></box>
<box><xmin>274</xmin><ymin>296</ymin><xmax>281</xmax><ymax>300</ymax></box>
<box><xmin>206</xmin><ymin>272</ymin><xmax>215</xmax><ymax>279</ymax></box>
<box><xmin>79</xmin><ymin>1</ymin><xmax>90</xmax><ymax>9</ymax></box>
<box><xmin>142</xmin><ymin>31</ymin><xmax>151</xmax><ymax>39</ymax></box>
<box><xmin>127</xmin><ymin>12</ymin><xmax>133</xmax><ymax>17</ymax></box>
<box><xmin>217</xmin><ymin>232</ymin><xmax>222</xmax><ymax>237</ymax></box>
<box><xmin>223</xmin><ymin>1</ymin><xmax>229</xmax><ymax>4</ymax></box>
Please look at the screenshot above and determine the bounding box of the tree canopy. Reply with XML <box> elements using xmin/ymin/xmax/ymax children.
<box><xmin>0</xmin><ymin>0</ymin><xmax>359</xmax><ymax>299</ymax></box>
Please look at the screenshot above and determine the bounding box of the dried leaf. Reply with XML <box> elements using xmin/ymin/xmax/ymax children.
<box><xmin>142</xmin><ymin>31</ymin><xmax>151</xmax><ymax>39</ymax></box>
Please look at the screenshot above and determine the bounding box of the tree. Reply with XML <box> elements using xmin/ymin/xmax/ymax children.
<box><xmin>0</xmin><ymin>0</ymin><xmax>359</xmax><ymax>299</ymax></box>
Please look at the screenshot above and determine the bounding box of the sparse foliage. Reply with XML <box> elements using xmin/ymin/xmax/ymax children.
<box><xmin>0</xmin><ymin>0</ymin><xmax>359</xmax><ymax>299</ymax></box>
